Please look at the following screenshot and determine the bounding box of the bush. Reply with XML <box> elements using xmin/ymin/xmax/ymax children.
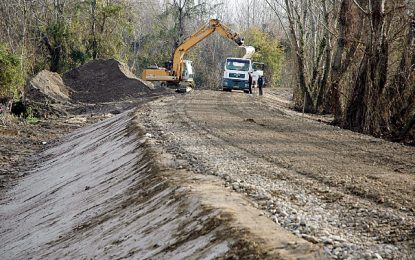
<box><xmin>244</xmin><ymin>28</ymin><xmax>284</xmax><ymax>87</ymax></box>
<box><xmin>0</xmin><ymin>43</ymin><xmax>24</xmax><ymax>99</ymax></box>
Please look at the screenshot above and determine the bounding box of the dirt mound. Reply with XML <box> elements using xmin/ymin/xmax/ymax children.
<box><xmin>25</xmin><ymin>70</ymin><xmax>73</xmax><ymax>117</ymax></box>
<box><xmin>27</xmin><ymin>70</ymin><xmax>71</xmax><ymax>102</ymax></box>
<box><xmin>63</xmin><ymin>59</ymin><xmax>150</xmax><ymax>103</ymax></box>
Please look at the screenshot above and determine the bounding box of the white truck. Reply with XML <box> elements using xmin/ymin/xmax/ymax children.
<box><xmin>222</xmin><ymin>58</ymin><xmax>264</xmax><ymax>92</ymax></box>
<box><xmin>222</xmin><ymin>57</ymin><xmax>251</xmax><ymax>91</ymax></box>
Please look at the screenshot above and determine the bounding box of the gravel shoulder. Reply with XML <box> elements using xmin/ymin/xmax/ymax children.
<box><xmin>139</xmin><ymin>89</ymin><xmax>415</xmax><ymax>259</ymax></box>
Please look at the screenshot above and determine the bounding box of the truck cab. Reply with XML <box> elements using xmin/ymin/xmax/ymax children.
<box><xmin>222</xmin><ymin>58</ymin><xmax>252</xmax><ymax>91</ymax></box>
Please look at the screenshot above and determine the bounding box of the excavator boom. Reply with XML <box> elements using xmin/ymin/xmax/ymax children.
<box><xmin>141</xmin><ymin>19</ymin><xmax>254</xmax><ymax>89</ymax></box>
<box><xmin>172</xmin><ymin>19</ymin><xmax>244</xmax><ymax>80</ymax></box>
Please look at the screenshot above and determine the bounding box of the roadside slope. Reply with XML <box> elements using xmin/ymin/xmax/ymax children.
<box><xmin>0</xmin><ymin>109</ymin><xmax>322</xmax><ymax>259</ymax></box>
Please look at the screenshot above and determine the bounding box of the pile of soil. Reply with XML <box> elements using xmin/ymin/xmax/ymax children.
<box><xmin>27</xmin><ymin>70</ymin><xmax>71</xmax><ymax>102</ymax></box>
<box><xmin>25</xmin><ymin>70</ymin><xmax>73</xmax><ymax>118</ymax></box>
<box><xmin>24</xmin><ymin>59</ymin><xmax>155</xmax><ymax>117</ymax></box>
<box><xmin>63</xmin><ymin>59</ymin><xmax>150</xmax><ymax>103</ymax></box>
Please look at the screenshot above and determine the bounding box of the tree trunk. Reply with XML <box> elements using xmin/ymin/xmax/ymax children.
<box><xmin>284</xmin><ymin>0</ymin><xmax>314</xmax><ymax>112</ymax></box>
<box><xmin>330</xmin><ymin>0</ymin><xmax>348</xmax><ymax>121</ymax></box>
<box><xmin>343</xmin><ymin>51</ymin><xmax>369</xmax><ymax>130</ymax></box>
<box><xmin>316</xmin><ymin>0</ymin><xmax>332</xmax><ymax>113</ymax></box>
<box><xmin>42</xmin><ymin>34</ymin><xmax>61</xmax><ymax>73</ymax></box>
<box><xmin>91</xmin><ymin>0</ymin><xmax>98</xmax><ymax>59</ymax></box>
<box><xmin>343</xmin><ymin>0</ymin><xmax>388</xmax><ymax>135</ymax></box>
<box><xmin>363</xmin><ymin>0</ymin><xmax>387</xmax><ymax>134</ymax></box>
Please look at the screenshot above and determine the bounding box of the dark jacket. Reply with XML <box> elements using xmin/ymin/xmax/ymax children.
<box><xmin>258</xmin><ymin>76</ymin><xmax>264</xmax><ymax>88</ymax></box>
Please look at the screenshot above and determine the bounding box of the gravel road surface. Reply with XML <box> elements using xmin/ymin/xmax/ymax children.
<box><xmin>140</xmin><ymin>90</ymin><xmax>415</xmax><ymax>259</ymax></box>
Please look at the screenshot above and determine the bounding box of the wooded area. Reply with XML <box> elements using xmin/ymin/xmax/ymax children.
<box><xmin>267</xmin><ymin>0</ymin><xmax>415</xmax><ymax>143</ymax></box>
<box><xmin>0</xmin><ymin>0</ymin><xmax>414</xmax><ymax>143</ymax></box>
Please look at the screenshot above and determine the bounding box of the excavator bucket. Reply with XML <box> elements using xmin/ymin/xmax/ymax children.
<box><xmin>241</xmin><ymin>46</ymin><xmax>255</xmax><ymax>59</ymax></box>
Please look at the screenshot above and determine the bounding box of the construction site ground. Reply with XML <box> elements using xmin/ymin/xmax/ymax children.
<box><xmin>0</xmin><ymin>66</ymin><xmax>414</xmax><ymax>259</ymax></box>
<box><xmin>138</xmin><ymin>89</ymin><xmax>415</xmax><ymax>259</ymax></box>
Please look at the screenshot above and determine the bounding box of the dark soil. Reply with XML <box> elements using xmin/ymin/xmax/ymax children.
<box><xmin>63</xmin><ymin>59</ymin><xmax>150</xmax><ymax>103</ymax></box>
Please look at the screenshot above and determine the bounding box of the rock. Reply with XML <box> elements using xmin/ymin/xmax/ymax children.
<box><xmin>232</xmin><ymin>183</ymin><xmax>240</xmax><ymax>191</ymax></box>
<box><xmin>363</xmin><ymin>251</ymin><xmax>373</xmax><ymax>259</ymax></box>
<box><xmin>322</xmin><ymin>237</ymin><xmax>333</xmax><ymax>245</ymax></box>
<box><xmin>272</xmin><ymin>215</ymin><xmax>279</xmax><ymax>224</ymax></box>
<box><xmin>330</xmin><ymin>235</ymin><xmax>346</xmax><ymax>242</ymax></box>
<box><xmin>333</xmin><ymin>247</ymin><xmax>342</xmax><ymax>256</ymax></box>
<box><xmin>279</xmin><ymin>210</ymin><xmax>288</xmax><ymax>218</ymax></box>
<box><xmin>301</xmin><ymin>234</ymin><xmax>319</xmax><ymax>244</ymax></box>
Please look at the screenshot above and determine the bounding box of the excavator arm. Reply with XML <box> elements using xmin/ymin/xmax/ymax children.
<box><xmin>172</xmin><ymin>19</ymin><xmax>244</xmax><ymax>80</ymax></box>
<box><xmin>141</xmin><ymin>19</ymin><xmax>251</xmax><ymax>87</ymax></box>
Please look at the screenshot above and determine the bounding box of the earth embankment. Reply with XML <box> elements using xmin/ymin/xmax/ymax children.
<box><xmin>0</xmin><ymin>110</ymin><xmax>322</xmax><ymax>259</ymax></box>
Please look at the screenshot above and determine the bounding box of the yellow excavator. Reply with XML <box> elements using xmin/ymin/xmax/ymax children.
<box><xmin>141</xmin><ymin>19</ymin><xmax>248</xmax><ymax>92</ymax></box>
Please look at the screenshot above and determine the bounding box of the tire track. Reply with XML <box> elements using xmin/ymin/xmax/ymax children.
<box><xmin>157</xmin><ymin>91</ymin><xmax>415</xmax><ymax>259</ymax></box>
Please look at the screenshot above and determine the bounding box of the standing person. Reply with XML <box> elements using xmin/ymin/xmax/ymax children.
<box><xmin>248</xmin><ymin>72</ymin><xmax>253</xmax><ymax>94</ymax></box>
<box><xmin>258</xmin><ymin>76</ymin><xmax>264</xmax><ymax>96</ymax></box>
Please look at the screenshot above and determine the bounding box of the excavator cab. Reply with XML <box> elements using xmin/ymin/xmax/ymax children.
<box><xmin>176</xmin><ymin>60</ymin><xmax>195</xmax><ymax>93</ymax></box>
<box><xmin>182</xmin><ymin>60</ymin><xmax>194</xmax><ymax>82</ymax></box>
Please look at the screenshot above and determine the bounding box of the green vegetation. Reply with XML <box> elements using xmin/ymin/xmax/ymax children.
<box><xmin>136</xmin><ymin>21</ymin><xmax>176</xmax><ymax>72</ymax></box>
<box><xmin>25</xmin><ymin>107</ymin><xmax>40</xmax><ymax>124</ymax></box>
<box><xmin>244</xmin><ymin>28</ymin><xmax>284</xmax><ymax>87</ymax></box>
<box><xmin>0</xmin><ymin>43</ymin><xmax>24</xmax><ymax>99</ymax></box>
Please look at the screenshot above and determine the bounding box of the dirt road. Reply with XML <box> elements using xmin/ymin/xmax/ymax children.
<box><xmin>140</xmin><ymin>90</ymin><xmax>415</xmax><ymax>259</ymax></box>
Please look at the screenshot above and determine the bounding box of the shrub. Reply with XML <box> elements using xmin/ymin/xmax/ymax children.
<box><xmin>0</xmin><ymin>43</ymin><xmax>24</xmax><ymax>99</ymax></box>
<box><xmin>244</xmin><ymin>28</ymin><xmax>284</xmax><ymax>87</ymax></box>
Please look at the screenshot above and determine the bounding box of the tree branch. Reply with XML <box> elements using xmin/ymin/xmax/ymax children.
<box><xmin>352</xmin><ymin>0</ymin><xmax>369</xmax><ymax>15</ymax></box>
